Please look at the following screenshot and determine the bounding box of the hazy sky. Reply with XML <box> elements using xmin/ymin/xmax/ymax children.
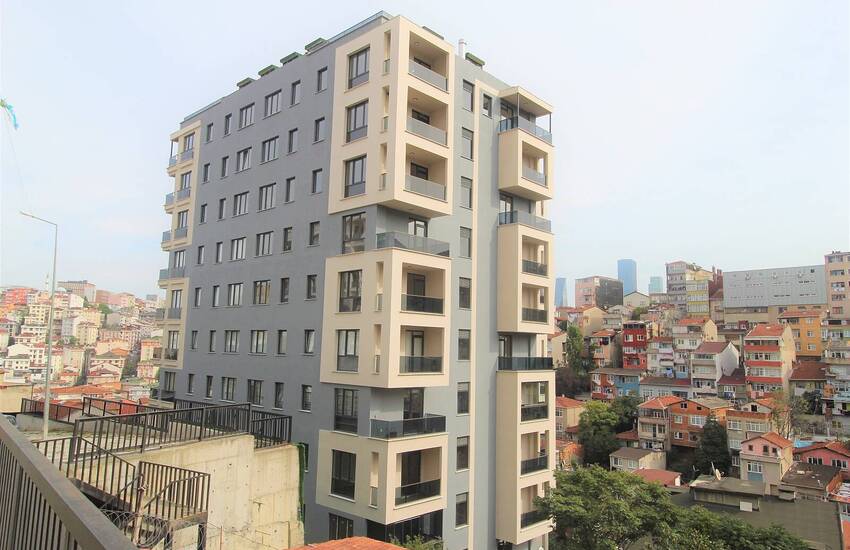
<box><xmin>2</xmin><ymin>1</ymin><xmax>848</xmax><ymax>300</ymax></box>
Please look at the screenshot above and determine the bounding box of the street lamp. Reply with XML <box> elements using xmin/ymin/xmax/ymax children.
<box><xmin>20</xmin><ymin>211</ymin><xmax>58</xmax><ymax>441</ymax></box>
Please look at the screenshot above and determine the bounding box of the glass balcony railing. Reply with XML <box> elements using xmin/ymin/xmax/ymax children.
<box><xmin>161</xmin><ymin>230</ymin><xmax>172</xmax><ymax>243</ymax></box>
<box><xmin>399</xmin><ymin>356</ymin><xmax>443</xmax><ymax>373</ymax></box>
<box><xmin>405</xmin><ymin>174</ymin><xmax>447</xmax><ymax>200</ymax></box>
<box><xmin>338</xmin><ymin>296</ymin><xmax>362</xmax><ymax>312</ymax></box>
<box><xmin>522</xmin><ymin>308</ymin><xmax>548</xmax><ymax>323</ymax></box>
<box><xmin>520</xmin><ymin>509</ymin><xmax>548</xmax><ymax>528</ymax></box>
<box><xmin>344</xmin><ymin>181</ymin><xmax>365</xmax><ymax>198</ymax></box>
<box><xmin>521</xmin><ymin>403</ymin><xmax>548</xmax><ymax>422</ymax></box>
<box><xmin>521</xmin><ymin>454</ymin><xmax>549</xmax><ymax>474</ymax></box>
<box><xmin>406</xmin><ymin>117</ymin><xmax>447</xmax><ymax>145</ymax></box>
<box><xmin>498</xmin><ymin>116</ymin><xmax>553</xmax><ymax>145</ymax></box>
<box><xmin>155</xmin><ymin>308</ymin><xmax>165</xmax><ymax>320</ymax></box>
<box><xmin>522</xmin><ymin>259</ymin><xmax>548</xmax><ymax>276</ymax></box>
<box><xmin>401</xmin><ymin>294</ymin><xmax>444</xmax><ymax>314</ymax></box>
<box><xmin>376</xmin><ymin>231</ymin><xmax>450</xmax><ymax>257</ymax></box>
<box><xmin>334</xmin><ymin>414</ymin><xmax>358</xmax><ymax>433</ymax></box>
<box><xmin>159</xmin><ymin>266</ymin><xmax>186</xmax><ymax>280</ymax></box>
<box><xmin>347</xmin><ymin>126</ymin><xmax>367</xmax><ymax>142</ymax></box>
<box><xmin>522</xmin><ymin>166</ymin><xmax>547</xmax><ymax>187</ymax></box>
<box><xmin>174</xmin><ymin>226</ymin><xmax>188</xmax><ymax>239</ymax></box>
<box><xmin>370</xmin><ymin>414</ymin><xmax>446</xmax><ymax>439</ymax></box>
<box><xmin>408</xmin><ymin>60</ymin><xmax>447</xmax><ymax>91</ymax></box>
<box><xmin>497</xmin><ymin>357</ymin><xmax>553</xmax><ymax>371</ymax></box>
<box><xmin>174</xmin><ymin>187</ymin><xmax>191</xmax><ymax>201</ymax></box>
<box><xmin>348</xmin><ymin>71</ymin><xmax>369</xmax><ymax>89</ymax></box>
<box><xmin>166</xmin><ymin>307</ymin><xmax>182</xmax><ymax>320</ymax></box>
<box><xmin>395</xmin><ymin>478</ymin><xmax>441</xmax><ymax>505</ymax></box>
<box><xmin>337</xmin><ymin>356</ymin><xmax>359</xmax><ymax>372</ymax></box>
<box><xmin>163</xmin><ymin>348</ymin><xmax>178</xmax><ymax>361</ymax></box>
<box><xmin>168</xmin><ymin>154</ymin><xmax>178</xmax><ymax>167</ymax></box>
<box><xmin>181</xmin><ymin>148</ymin><xmax>194</xmax><ymax>162</ymax></box>
<box><xmin>498</xmin><ymin>210</ymin><xmax>551</xmax><ymax>232</ymax></box>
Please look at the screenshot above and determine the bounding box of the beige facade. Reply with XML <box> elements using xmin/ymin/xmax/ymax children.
<box><xmin>497</xmin><ymin>222</ymin><xmax>554</xmax><ymax>334</ymax></box>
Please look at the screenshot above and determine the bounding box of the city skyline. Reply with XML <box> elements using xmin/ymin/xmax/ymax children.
<box><xmin>2</xmin><ymin>1</ymin><xmax>847</xmax><ymax>297</ymax></box>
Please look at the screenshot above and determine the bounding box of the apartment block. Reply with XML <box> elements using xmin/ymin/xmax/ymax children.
<box><xmin>671</xmin><ymin>318</ymin><xmax>718</xmax><ymax>379</ymax></box>
<box><xmin>622</xmin><ymin>320</ymin><xmax>649</xmax><ymax>369</ymax></box>
<box><xmin>723</xmin><ymin>265</ymin><xmax>826</xmax><ymax>324</ymax></box>
<box><xmin>665</xmin><ymin>260</ymin><xmax>710</xmax><ymax>313</ymax></box>
<box><xmin>743</xmin><ymin>324</ymin><xmax>796</xmax><ymax>397</ymax></box>
<box><xmin>689</xmin><ymin>341</ymin><xmax>739</xmax><ymax>396</ymax></box>
<box><xmin>574</xmin><ymin>275</ymin><xmax>623</xmax><ymax>310</ymax></box>
<box><xmin>826</xmin><ymin>251</ymin><xmax>850</xmax><ymax>319</ymax></box>
<box><xmin>154</xmin><ymin>12</ymin><xmax>555</xmax><ymax>549</ymax></box>
<box><xmin>777</xmin><ymin>308</ymin><xmax>827</xmax><ymax>359</ymax></box>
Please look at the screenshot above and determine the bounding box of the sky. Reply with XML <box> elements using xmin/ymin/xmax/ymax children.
<box><xmin>1</xmin><ymin>0</ymin><xmax>848</xmax><ymax>300</ymax></box>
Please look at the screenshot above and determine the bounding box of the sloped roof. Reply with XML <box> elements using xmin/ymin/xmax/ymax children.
<box><xmin>556</xmin><ymin>396</ymin><xmax>584</xmax><ymax>409</ymax></box>
<box><xmin>634</xmin><ymin>468</ymin><xmax>680</xmax><ymax>487</ymax></box>
<box><xmin>639</xmin><ymin>395</ymin><xmax>683</xmax><ymax>409</ymax></box>
<box><xmin>743</xmin><ymin>431</ymin><xmax>792</xmax><ymax>448</ymax></box>
<box><xmin>746</xmin><ymin>324</ymin><xmax>786</xmax><ymax>338</ymax></box>
<box><xmin>794</xmin><ymin>440</ymin><xmax>850</xmax><ymax>459</ymax></box>
<box><xmin>694</xmin><ymin>341</ymin><xmax>731</xmax><ymax>354</ymax></box>
<box><xmin>790</xmin><ymin>361</ymin><xmax>829</xmax><ymax>381</ymax></box>
<box><xmin>293</xmin><ymin>537</ymin><xmax>403</xmax><ymax>550</ymax></box>
<box><xmin>718</xmin><ymin>368</ymin><xmax>746</xmax><ymax>385</ymax></box>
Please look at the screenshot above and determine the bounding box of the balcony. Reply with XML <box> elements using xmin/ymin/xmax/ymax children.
<box><xmin>521</xmin><ymin>165</ymin><xmax>547</xmax><ymax>186</ymax></box>
<box><xmin>521</xmin><ymin>404</ymin><xmax>548</xmax><ymax>422</ymax></box>
<box><xmin>499</xmin><ymin>116</ymin><xmax>552</xmax><ymax>145</ymax></box>
<box><xmin>399</xmin><ymin>356</ymin><xmax>442</xmax><ymax>373</ymax></box>
<box><xmin>159</xmin><ymin>266</ymin><xmax>186</xmax><ymax>280</ymax></box>
<box><xmin>520</xmin><ymin>509</ymin><xmax>548</xmax><ymax>528</ymax></box>
<box><xmin>163</xmin><ymin>348</ymin><xmax>178</xmax><ymax>361</ymax></box>
<box><xmin>395</xmin><ymin>478</ymin><xmax>441</xmax><ymax>505</ymax></box>
<box><xmin>522</xmin><ymin>259</ymin><xmax>548</xmax><ymax>276</ymax></box>
<box><xmin>407</xmin><ymin>116</ymin><xmax>447</xmax><ymax>145</ymax></box>
<box><xmin>498</xmin><ymin>211</ymin><xmax>551</xmax><ymax>232</ymax></box>
<box><xmin>498</xmin><ymin>122</ymin><xmax>553</xmax><ymax>202</ymax></box>
<box><xmin>164</xmin><ymin>187</ymin><xmax>191</xmax><ymax>206</ymax></box>
<box><xmin>408</xmin><ymin>60</ymin><xmax>447</xmax><ymax>92</ymax></box>
<box><xmin>521</xmin><ymin>455</ymin><xmax>549</xmax><ymax>475</ymax></box>
<box><xmin>161</xmin><ymin>230</ymin><xmax>172</xmax><ymax>243</ymax></box>
<box><xmin>168</xmin><ymin>148</ymin><xmax>194</xmax><ymax>167</ymax></box>
<box><xmin>401</xmin><ymin>294</ymin><xmax>444</xmax><ymax>314</ymax></box>
<box><xmin>498</xmin><ymin>357</ymin><xmax>553</xmax><ymax>371</ymax></box>
<box><xmin>371</xmin><ymin>415</ymin><xmax>446</xmax><ymax>439</ymax></box>
<box><xmin>522</xmin><ymin>308</ymin><xmax>548</xmax><ymax>323</ymax></box>
<box><xmin>376</xmin><ymin>232</ymin><xmax>449</xmax><ymax>257</ymax></box>
<box><xmin>405</xmin><ymin>174</ymin><xmax>446</xmax><ymax>201</ymax></box>
<box><xmin>166</xmin><ymin>307</ymin><xmax>182</xmax><ymax>320</ymax></box>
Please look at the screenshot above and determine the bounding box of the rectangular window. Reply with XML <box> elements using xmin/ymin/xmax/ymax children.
<box><xmin>341</xmin><ymin>213</ymin><xmax>365</xmax><ymax>253</ymax></box>
<box><xmin>348</xmin><ymin>48</ymin><xmax>369</xmax><ymax>88</ymax></box>
<box><xmin>282</xmin><ymin>227</ymin><xmax>293</xmax><ymax>252</ymax></box>
<box><xmin>309</xmin><ymin>221</ymin><xmax>320</xmax><ymax>245</ymax></box>
<box><xmin>331</xmin><ymin>450</ymin><xmax>356</xmax><ymax>499</ymax></box>
<box><xmin>287</xmin><ymin>128</ymin><xmax>298</xmax><ymax>153</ymax></box>
<box><xmin>179</xmin><ymin>171</ymin><xmax>191</xmax><ymax>189</ymax></box>
<box><xmin>346</xmin><ymin>101</ymin><xmax>368</xmax><ymax>142</ymax></box>
<box><xmin>202</xmin><ymin>163</ymin><xmax>210</xmax><ymax>183</ymax></box>
<box><xmin>223</xmin><ymin>114</ymin><xmax>232</xmax><ymax>135</ymax></box>
<box><xmin>482</xmin><ymin>94</ymin><xmax>493</xmax><ymax>117</ymax></box>
<box><xmin>199</xmin><ymin>203</ymin><xmax>208</xmax><ymax>223</ymax></box>
<box><xmin>223</xmin><ymin>330</ymin><xmax>240</xmax><ymax>353</ymax></box>
<box><xmin>221</xmin><ymin>377</ymin><xmax>236</xmax><ymax>401</ymax></box>
<box><xmin>460</xmin><ymin>177</ymin><xmax>473</xmax><ymax>209</ymax></box>
<box><xmin>329</xmin><ymin>513</ymin><xmax>353</xmax><ymax>540</ymax></box>
<box><xmin>230</xmin><ymin>237</ymin><xmax>246</xmax><ymax>260</ymax></box>
<box><xmin>256</xmin><ymin>232</ymin><xmax>273</xmax><ymax>257</ymax></box>
<box><xmin>220</xmin><ymin>156</ymin><xmax>230</xmax><ymax>178</ymax></box>
<box><xmin>304</xmin><ymin>330</ymin><xmax>316</xmax><ymax>354</ymax></box>
<box><xmin>311</xmin><ymin>169</ymin><xmax>323</xmax><ymax>194</ymax></box>
<box><xmin>247</xmin><ymin>379</ymin><xmax>263</xmax><ymax>405</ymax></box>
<box><xmin>456</xmin><ymin>492</ymin><xmax>469</xmax><ymax>527</ymax></box>
<box><xmin>193</xmin><ymin>287</ymin><xmax>202</xmax><ymax>307</ymax></box>
<box><xmin>236</xmin><ymin>147</ymin><xmax>252</xmax><ymax>171</ymax></box>
<box><xmin>339</xmin><ymin>270</ymin><xmax>362</xmax><ymax>312</ymax></box>
<box><xmin>208</xmin><ymin>330</ymin><xmax>216</xmax><ymax>352</ymax></box>
<box><xmin>344</xmin><ymin>156</ymin><xmax>366</xmax><ymax>197</ymax></box>
<box><xmin>253</xmin><ymin>280</ymin><xmax>270</xmax><ymax>304</ymax></box>
<box><xmin>250</xmin><ymin>330</ymin><xmax>267</xmax><ymax>354</ymax></box>
<box><xmin>334</xmin><ymin>388</ymin><xmax>358</xmax><ymax>432</ymax></box>
<box><xmin>301</xmin><ymin>385</ymin><xmax>312</xmax><ymax>411</ymax></box>
<box><xmin>258</xmin><ymin>183</ymin><xmax>276</xmax><ymax>211</ymax></box>
<box><xmin>227</xmin><ymin>282</ymin><xmax>243</xmax><ymax>306</ymax></box>
<box><xmin>284</xmin><ymin>177</ymin><xmax>295</xmax><ymax>202</ymax></box>
<box><xmin>459</xmin><ymin>227</ymin><xmax>472</xmax><ymax>258</ymax></box>
<box><xmin>461</xmin><ymin>128</ymin><xmax>473</xmax><ymax>159</ymax></box>
<box><xmin>205</xmin><ymin>375</ymin><xmax>214</xmax><ymax>398</ymax></box>
<box><xmin>261</xmin><ymin>137</ymin><xmax>279</xmax><ymax>162</ymax></box>
<box><xmin>317</xmin><ymin>67</ymin><xmax>328</xmax><ymax>92</ymax></box>
<box><xmin>233</xmin><ymin>192</ymin><xmax>249</xmax><ymax>216</ymax></box>
<box><xmin>211</xmin><ymin>286</ymin><xmax>220</xmax><ymax>307</ymax></box>
<box><xmin>457</xmin><ymin>382</ymin><xmax>470</xmax><ymax>414</ymax></box>
<box><xmin>264</xmin><ymin>90</ymin><xmax>281</xmax><ymax>117</ymax></box>
<box><xmin>176</xmin><ymin>210</ymin><xmax>189</xmax><ymax>229</ymax></box>
<box><xmin>274</xmin><ymin>382</ymin><xmax>284</xmax><ymax>409</ymax></box>
<box><xmin>277</xmin><ymin>330</ymin><xmax>288</xmax><ymax>355</ymax></box>
<box><xmin>205</xmin><ymin>123</ymin><xmax>214</xmax><ymax>142</ymax></box>
<box><xmin>215</xmin><ymin>242</ymin><xmax>223</xmax><ymax>263</ymax></box>
<box><xmin>238</xmin><ymin>104</ymin><xmax>254</xmax><ymax>129</ymax></box>
<box><xmin>457</xmin><ymin>436</ymin><xmax>469</xmax><ymax>470</ymax></box>
<box><xmin>306</xmin><ymin>274</ymin><xmax>318</xmax><ymax>299</ymax></box>
<box><xmin>336</xmin><ymin>330</ymin><xmax>359</xmax><ymax>372</ymax></box>
<box><xmin>290</xmin><ymin>80</ymin><xmax>301</xmax><ymax>106</ymax></box>
<box><xmin>458</xmin><ymin>329</ymin><xmax>471</xmax><ymax>360</ymax></box>
<box><xmin>196</xmin><ymin>245</ymin><xmax>205</xmax><ymax>265</ymax></box>
<box><xmin>189</xmin><ymin>331</ymin><xmax>198</xmax><ymax>351</ymax></box>
<box><xmin>459</xmin><ymin>278</ymin><xmax>471</xmax><ymax>309</ymax></box>
<box><xmin>280</xmin><ymin>277</ymin><xmax>290</xmax><ymax>303</ymax></box>
<box><xmin>314</xmin><ymin>117</ymin><xmax>326</xmax><ymax>142</ymax></box>
<box><xmin>462</xmin><ymin>81</ymin><xmax>474</xmax><ymax>111</ymax></box>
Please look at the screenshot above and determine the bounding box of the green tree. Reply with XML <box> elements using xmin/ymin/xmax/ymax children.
<box><xmin>694</xmin><ymin>414</ymin><xmax>731</xmax><ymax>475</ymax></box>
<box><xmin>555</xmin><ymin>366</ymin><xmax>590</xmax><ymax>397</ymax></box>
<box><xmin>630</xmin><ymin>306</ymin><xmax>648</xmax><ymax>320</ymax></box>
<box><xmin>610</xmin><ymin>395</ymin><xmax>641</xmax><ymax>432</ymax></box>
<box><xmin>97</xmin><ymin>304</ymin><xmax>112</xmax><ymax>315</ymax></box>
<box><xmin>661</xmin><ymin>505</ymin><xmax>807</xmax><ymax>550</ymax></box>
<box><xmin>577</xmin><ymin>401</ymin><xmax>619</xmax><ymax>465</ymax></box>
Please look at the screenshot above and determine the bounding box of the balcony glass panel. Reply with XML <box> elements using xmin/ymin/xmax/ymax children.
<box><xmin>498</xmin><ymin>116</ymin><xmax>553</xmax><ymax>144</ymax></box>
<box><xmin>331</xmin><ymin>478</ymin><xmax>355</xmax><ymax>500</ymax></box>
<box><xmin>522</xmin><ymin>308</ymin><xmax>547</xmax><ymax>323</ymax></box>
<box><xmin>520</xmin><ymin>509</ymin><xmax>547</xmax><ymax>528</ymax></box>
<box><xmin>339</xmin><ymin>296</ymin><xmax>362</xmax><ymax>312</ymax></box>
<box><xmin>166</xmin><ymin>308</ymin><xmax>182</xmax><ymax>320</ymax></box>
<box><xmin>408</xmin><ymin>60</ymin><xmax>447</xmax><ymax>91</ymax></box>
<box><xmin>376</xmin><ymin>232</ymin><xmax>450</xmax><ymax>257</ymax></box>
<box><xmin>522</xmin><ymin>259</ymin><xmax>548</xmax><ymax>276</ymax></box>
<box><xmin>395</xmin><ymin>479</ymin><xmax>441</xmax><ymax>505</ymax></box>
<box><xmin>344</xmin><ymin>182</ymin><xmax>365</xmax><ymax>198</ymax></box>
<box><xmin>370</xmin><ymin>414</ymin><xmax>446</xmax><ymax>439</ymax></box>
<box><xmin>405</xmin><ymin>175</ymin><xmax>446</xmax><ymax>201</ymax></box>
<box><xmin>399</xmin><ymin>356</ymin><xmax>442</xmax><ymax>373</ymax></box>
<box><xmin>406</xmin><ymin>117</ymin><xmax>447</xmax><ymax>145</ymax></box>
<box><xmin>497</xmin><ymin>357</ymin><xmax>553</xmax><ymax>371</ymax></box>
<box><xmin>401</xmin><ymin>294</ymin><xmax>444</xmax><ymax>314</ymax></box>
<box><xmin>521</xmin><ymin>166</ymin><xmax>547</xmax><ymax>187</ymax></box>
<box><xmin>174</xmin><ymin>227</ymin><xmax>188</xmax><ymax>239</ymax></box>
<box><xmin>161</xmin><ymin>230</ymin><xmax>172</xmax><ymax>243</ymax></box>
<box><xmin>521</xmin><ymin>404</ymin><xmax>548</xmax><ymax>422</ymax></box>
<box><xmin>337</xmin><ymin>356</ymin><xmax>359</xmax><ymax>372</ymax></box>
<box><xmin>498</xmin><ymin>211</ymin><xmax>551</xmax><ymax>232</ymax></box>
<box><xmin>334</xmin><ymin>414</ymin><xmax>358</xmax><ymax>433</ymax></box>
<box><xmin>520</xmin><ymin>455</ymin><xmax>549</xmax><ymax>474</ymax></box>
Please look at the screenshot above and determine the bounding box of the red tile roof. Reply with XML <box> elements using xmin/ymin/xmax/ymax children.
<box><xmin>616</xmin><ymin>429</ymin><xmax>639</xmax><ymax>441</ymax></box>
<box><xmin>592</xmin><ymin>329</ymin><xmax>617</xmax><ymax>338</ymax></box>
<box><xmin>640</xmin><ymin>376</ymin><xmax>691</xmax><ymax>387</ymax></box>
<box><xmin>744</xmin><ymin>431</ymin><xmax>792</xmax><ymax>448</ymax></box>
<box><xmin>556</xmin><ymin>396</ymin><xmax>585</xmax><ymax>409</ymax></box>
<box><xmin>694</xmin><ymin>341</ymin><xmax>731</xmax><ymax>354</ymax></box>
<box><xmin>790</xmin><ymin>361</ymin><xmax>829</xmax><ymax>381</ymax></box>
<box><xmin>293</xmin><ymin>538</ymin><xmax>403</xmax><ymax>550</ymax></box>
<box><xmin>718</xmin><ymin>368</ymin><xmax>746</xmax><ymax>385</ymax></box>
<box><xmin>633</xmin><ymin>468</ymin><xmax>681</xmax><ymax>487</ymax></box>
<box><xmin>639</xmin><ymin>395</ymin><xmax>684</xmax><ymax>409</ymax></box>
<box><xmin>794</xmin><ymin>440</ymin><xmax>850</xmax><ymax>459</ymax></box>
<box><xmin>677</xmin><ymin>318</ymin><xmax>709</xmax><ymax>326</ymax></box>
<box><xmin>778</xmin><ymin>309</ymin><xmax>823</xmax><ymax>319</ymax></box>
<box><xmin>746</xmin><ymin>324</ymin><xmax>786</xmax><ymax>338</ymax></box>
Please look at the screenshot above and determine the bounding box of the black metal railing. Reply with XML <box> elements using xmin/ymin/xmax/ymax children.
<box><xmin>401</xmin><ymin>294</ymin><xmax>444</xmax><ymax>314</ymax></box>
<box><xmin>20</xmin><ymin>398</ymin><xmax>83</xmax><ymax>424</ymax></box>
<box><xmin>395</xmin><ymin>478</ymin><xmax>440</xmax><ymax>505</ymax></box>
<box><xmin>82</xmin><ymin>397</ymin><xmax>159</xmax><ymax>417</ymax></box>
<box><xmin>250</xmin><ymin>410</ymin><xmax>292</xmax><ymax>448</ymax></box>
<box><xmin>520</xmin><ymin>509</ymin><xmax>548</xmax><ymax>528</ymax></box>
<box><xmin>522</xmin><ymin>308</ymin><xmax>548</xmax><ymax>323</ymax></box>
<box><xmin>521</xmin><ymin>404</ymin><xmax>549</xmax><ymax>422</ymax></box>
<box><xmin>520</xmin><ymin>454</ymin><xmax>549</xmax><ymax>475</ymax></box>
<box><xmin>150</xmin><ymin>388</ymin><xmax>176</xmax><ymax>402</ymax></box>
<box><xmin>139</xmin><ymin>462</ymin><xmax>210</xmax><ymax>523</ymax></box>
<box><xmin>522</xmin><ymin>259</ymin><xmax>548</xmax><ymax>276</ymax></box>
<box><xmin>399</xmin><ymin>356</ymin><xmax>443</xmax><ymax>373</ymax></box>
<box><xmin>370</xmin><ymin>415</ymin><xmax>446</xmax><ymax>439</ymax></box>
<box><xmin>0</xmin><ymin>417</ymin><xmax>137</xmax><ymax>550</ymax></box>
<box><xmin>338</xmin><ymin>296</ymin><xmax>362</xmax><ymax>312</ymax></box>
<box><xmin>331</xmin><ymin>478</ymin><xmax>355</xmax><ymax>500</ymax></box>
<box><xmin>497</xmin><ymin>357</ymin><xmax>554</xmax><ymax>371</ymax></box>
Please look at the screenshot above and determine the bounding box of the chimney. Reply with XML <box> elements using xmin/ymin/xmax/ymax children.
<box><xmin>458</xmin><ymin>38</ymin><xmax>467</xmax><ymax>57</ymax></box>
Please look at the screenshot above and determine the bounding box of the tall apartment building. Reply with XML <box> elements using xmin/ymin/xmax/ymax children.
<box><xmin>617</xmin><ymin>259</ymin><xmax>637</xmax><ymax>296</ymax></box>
<box><xmin>554</xmin><ymin>276</ymin><xmax>567</xmax><ymax>308</ymax></box>
<box><xmin>665</xmin><ymin>260</ymin><xmax>709</xmax><ymax>313</ymax></box>
<box><xmin>574</xmin><ymin>275</ymin><xmax>623</xmax><ymax>310</ymax></box>
<box><xmin>826</xmin><ymin>251</ymin><xmax>850</xmax><ymax>318</ymax></box>
<box><xmin>722</xmin><ymin>265</ymin><xmax>826</xmax><ymax>324</ymax></box>
<box><xmin>648</xmin><ymin>276</ymin><xmax>663</xmax><ymax>294</ymax></box>
<box><xmin>57</xmin><ymin>280</ymin><xmax>97</xmax><ymax>303</ymax></box>
<box><xmin>743</xmin><ymin>324</ymin><xmax>796</xmax><ymax>398</ymax></box>
<box><xmin>154</xmin><ymin>12</ymin><xmax>555</xmax><ymax>549</ymax></box>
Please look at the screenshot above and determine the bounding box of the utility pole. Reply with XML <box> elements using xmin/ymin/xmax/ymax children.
<box><xmin>20</xmin><ymin>211</ymin><xmax>58</xmax><ymax>441</ymax></box>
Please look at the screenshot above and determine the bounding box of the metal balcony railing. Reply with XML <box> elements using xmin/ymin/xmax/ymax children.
<box><xmin>161</xmin><ymin>230</ymin><xmax>172</xmax><ymax>243</ymax></box>
<box><xmin>498</xmin><ymin>210</ymin><xmax>552</xmax><ymax>232</ymax></box>
<box><xmin>370</xmin><ymin>414</ymin><xmax>446</xmax><ymax>439</ymax></box>
<box><xmin>405</xmin><ymin>174</ymin><xmax>447</xmax><ymax>200</ymax></box>
<box><xmin>520</xmin><ymin>509</ymin><xmax>548</xmax><ymax>528</ymax></box>
<box><xmin>20</xmin><ymin>398</ymin><xmax>83</xmax><ymax>424</ymax></box>
<box><xmin>498</xmin><ymin>116</ymin><xmax>553</xmax><ymax>144</ymax></box>
<box><xmin>522</xmin><ymin>259</ymin><xmax>548</xmax><ymax>276</ymax></box>
<box><xmin>174</xmin><ymin>226</ymin><xmax>188</xmax><ymax>239</ymax></box>
<box><xmin>522</xmin><ymin>308</ymin><xmax>548</xmax><ymax>323</ymax></box>
<box><xmin>521</xmin><ymin>403</ymin><xmax>549</xmax><ymax>422</ymax></box>
<box><xmin>408</xmin><ymin>60</ymin><xmax>448</xmax><ymax>91</ymax></box>
<box><xmin>497</xmin><ymin>357</ymin><xmax>554</xmax><ymax>371</ymax></box>
<box><xmin>522</xmin><ymin>165</ymin><xmax>547</xmax><ymax>186</ymax></box>
<box><xmin>337</xmin><ymin>355</ymin><xmax>359</xmax><ymax>372</ymax></box>
<box><xmin>399</xmin><ymin>356</ymin><xmax>443</xmax><ymax>373</ymax></box>
<box><xmin>338</xmin><ymin>296</ymin><xmax>362</xmax><ymax>312</ymax></box>
<box><xmin>181</xmin><ymin>148</ymin><xmax>194</xmax><ymax>162</ymax></box>
<box><xmin>159</xmin><ymin>266</ymin><xmax>186</xmax><ymax>280</ymax></box>
<box><xmin>406</xmin><ymin>117</ymin><xmax>447</xmax><ymax>145</ymax></box>
<box><xmin>376</xmin><ymin>231</ymin><xmax>450</xmax><ymax>257</ymax></box>
<box><xmin>166</xmin><ymin>307</ymin><xmax>182</xmax><ymax>319</ymax></box>
<box><xmin>401</xmin><ymin>294</ymin><xmax>444</xmax><ymax>314</ymax></box>
<box><xmin>521</xmin><ymin>454</ymin><xmax>549</xmax><ymax>474</ymax></box>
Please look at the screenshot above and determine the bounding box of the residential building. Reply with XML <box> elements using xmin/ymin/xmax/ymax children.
<box><xmin>723</xmin><ymin>265</ymin><xmax>827</xmax><ymax>324</ymax></box>
<box><xmin>738</xmin><ymin>432</ymin><xmax>794</xmax><ymax>495</ymax></box>
<box><xmin>609</xmin><ymin>447</ymin><xmax>665</xmax><ymax>472</ymax></box>
<box><xmin>554</xmin><ymin>277</ymin><xmax>567</xmax><ymax>308</ymax></box>
<box><xmin>646</xmin><ymin>337</ymin><xmax>674</xmax><ymax>376</ymax></box>
<box><xmin>743</xmin><ymin>324</ymin><xmax>796</xmax><ymax>397</ymax></box>
<box><xmin>717</xmin><ymin>368</ymin><xmax>748</xmax><ymax>404</ymax></box>
<box><xmin>685</xmin><ymin>275</ymin><xmax>713</xmax><ymax>318</ymax></box>
<box><xmin>778</xmin><ymin>308</ymin><xmax>827</xmax><ymax>359</ymax></box>
<box><xmin>826</xmin><ymin>251</ymin><xmax>850</xmax><ymax>318</ymax></box>
<box><xmin>637</xmin><ymin>395</ymin><xmax>682</xmax><ymax>451</ymax></box>
<box><xmin>574</xmin><ymin>276</ymin><xmax>623</xmax><ymax>310</ymax></box>
<box><xmin>726</xmin><ymin>398</ymin><xmax>781</xmax><ymax>472</ymax></box>
<box><xmin>639</xmin><ymin>376</ymin><xmax>692</xmax><ymax>400</ymax></box>
<box><xmin>665</xmin><ymin>260</ymin><xmax>710</xmax><ymax>313</ymax></box>
<box><xmin>779</xmin><ymin>462</ymin><xmax>842</xmax><ymax>501</ymax></box>
<box><xmin>668</xmin><ymin>397</ymin><xmax>732</xmax><ymax>449</ymax></box>
<box><xmin>671</xmin><ymin>318</ymin><xmax>717</xmax><ymax>379</ymax></box>
<box><xmin>601</xmin><ymin>312</ymin><xmax>624</xmax><ymax>331</ymax></box>
<box><xmin>623</xmin><ymin>291</ymin><xmax>649</xmax><ymax>310</ymax></box>
<box><xmin>823</xmin><ymin>318</ymin><xmax>850</xmax><ymax>405</ymax></box>
<box><xmin>648</xmin><ymin>276</ymin><xmax>663</xmax><ymax>294</ymax></box>
<box><xmin>153</xmin><ymin>12</ymin><xmax>556</xmax><ymax>548</ymax></box>
<box><xmin>590</xmin><ymin>367</ymin><xmax>642</xmax><ymax>401</ymax></box>
<box><xmin>789</xmin><ymin>361</ymin><xmax>828</xmax><ymax>397</ymax></box>
<box><xmin>555</xmin><ymin>305</ymin><xmax>604</xmax><ymax>338</ymax></box>
<box><xmin>649</xmin><ymin>292</ymin><xmax>668</xmax><ymax>305</ymax></box>
<box><xmin>617</xmin><ymin>259</ymin><xmax>637</xmax><ymax>296</ymax></box>
<box><xmin>689</xmin><ymin>341</ymin><xmax>740</xmax><ymax>396</ymax></box>
<box><xmin>709</xmin><ymin>288</ymin><xmax>724</xmax><ymax>323</ymax></box>
<box><xmin>590</xmin><ymin>329</ymin><xmax>618</xmax><ymax>368</ymax></box>
<box><xmin>615</xmin><ymin>429</ymin><xmax>639</xmax><ymax>448</ymax></box>
<box><xmin>58</xmin><ymin>280</ymin><xmax>97</xmax><ymax>302</ymax></box>
<box><xmin>554</xmin><ymin>396</ymin><xmax>584</xmax><ymax>440</ymax></box>
<box><xmin>622</xmin><ymin>320</ymin><xmax>650</xmax><ymax>369</ymax></box>
<box><xmin>794</xmin><ymin>441</ymin><xmax>850</xmax><ymax>480</ymax></box>
<box><xmin>548</xmin><ymin>331</ymin><xmax>568</xmax><ymax>367</ymax></box>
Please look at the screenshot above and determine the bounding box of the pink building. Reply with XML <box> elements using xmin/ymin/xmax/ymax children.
<box><xmin>793</xmin><ymin>441</ymin><xmax>850</xmax><ymax>480</ymax></box>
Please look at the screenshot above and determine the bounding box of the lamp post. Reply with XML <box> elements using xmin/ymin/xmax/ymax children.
<box><xmin>20</xmin><ymin>211</ymin><xmax>58</xmax><ymax>441</ymax></box>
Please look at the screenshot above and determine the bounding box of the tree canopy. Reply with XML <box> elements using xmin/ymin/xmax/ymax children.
<box><xmin>610</xmin><ymin>395</ymin><xmax>641</xmax><ymax>433</ymax></box>
<box><xmin>694</xmin><ymin>414</ymin><xmax>731</xmax><ymax>476</ymax></box>
<box><xmin>577</xmin><ymin>401</ymin><xmax>619</xmax><ymax>465</ymax></box>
